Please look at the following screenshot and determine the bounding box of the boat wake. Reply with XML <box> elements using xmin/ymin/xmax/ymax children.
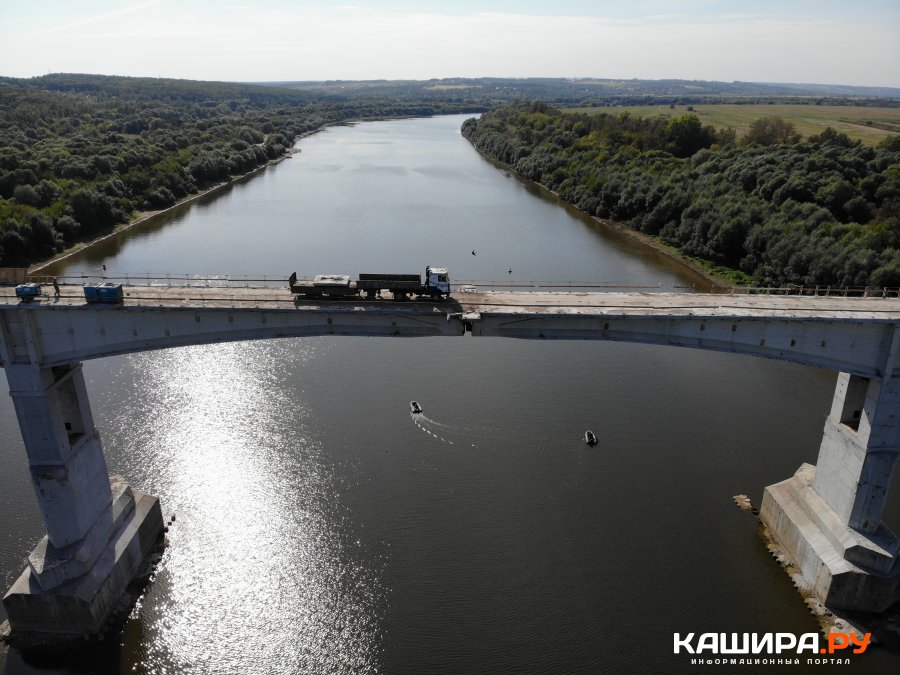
<box><xmin>410</xmin><ymin>412</ymin><xmax>544</xmax><ymax>450</ymax></box>
<box><xmin>410</xmin><ymin>413</ymin><xmax>463</xmax><ymax>446</ymax></box>
<box><xmin>410</xmin><ymin>407</ymin><xmax>604</xmax><ymax>466</ymax></box>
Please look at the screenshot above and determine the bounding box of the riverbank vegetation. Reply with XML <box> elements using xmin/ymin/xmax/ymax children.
<box><xmin>3</xmin><ymin>74</ymin><xmax>900</xmax><ymax>276</ymax></box>
<box><xmin>462</xmin><ymin>101</ymin><xmax>900</xmax><ymax>287</ymax></box>
<box><xmin>0</xmin><ymin>74</ymin><xmax>479</xmax><ymax>268</ymax></box>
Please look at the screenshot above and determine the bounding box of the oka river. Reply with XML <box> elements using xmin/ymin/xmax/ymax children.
<box><xmin>2</xmin><ymin>115</ymin><xmax>898</xmax><ymax>674</ymax></box>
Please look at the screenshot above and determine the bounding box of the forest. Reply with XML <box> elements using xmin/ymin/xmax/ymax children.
<box><xmin>0</xmin><ymin>74</ymin><xmax>479</xmax><ymax>268</ymax></box>
<box><xmin>3</xmin><ymin>74</ymin><xmax>900</xmax><ymax>282</ymax></box>
<box><xmin>276</xmin><ymin>77</ymin><xmax>900</xmax><ymax>108</ymax></box>
<box><xmin>462</xmin><ymin>101</ymin><xmax>900</xmax><ymax>287</ymax></box>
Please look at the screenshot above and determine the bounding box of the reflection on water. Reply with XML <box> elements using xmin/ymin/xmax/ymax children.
<box><xmin>95</xmin><ymin>341</ymin><xmax>384</xmax><ymax>673</ymax></box>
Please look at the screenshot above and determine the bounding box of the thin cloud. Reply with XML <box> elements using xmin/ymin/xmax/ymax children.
<box><xmin>32</xmin><ymin>1</ymin><xmax>163</xmax><ymax>37</ymax></box>
<box><xmin>2</xmin><ymin>3</ymin><xmax>897</xmax><ymax>86</ymax></box>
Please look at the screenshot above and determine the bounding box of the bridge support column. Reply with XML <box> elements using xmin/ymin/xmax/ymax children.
<box><xmin>2</xmin><ymin>362</ymin><xmax>164</xmax><ymax>648</ymax></box>
<box><xmin>761</xmin><ymin>372</ymin><xmax>900</xmax><ymax>612</ymax></box>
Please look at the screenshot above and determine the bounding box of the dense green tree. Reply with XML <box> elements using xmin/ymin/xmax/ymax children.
<box><xmin>743</xmin><ymin>116</ymin><xmax>801</xmax><ymax>146</ymax></box>
<box><xmin>3</xmin><ymin>74</ymin><xmax>899</xmax><ymax>279</ymax></box>
<box><xmin>463</xmin><ymin>101</ymin><xmax>900</xmax><ymax>287</ymax></box>
<box><xmin>13</xmin><ymin>184</ymin><xmax>39</xmax><ymax>206</ymax></box>
<box><xmin>665</xmin><ymin>114</ymin><xmax>715</xmax><ymax>158</ymax></box>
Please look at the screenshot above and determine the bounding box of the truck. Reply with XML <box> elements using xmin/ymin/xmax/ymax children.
<box><xmin>289</xmin><ymin>265</ymin><xmax>451</xmax><ymax>300</ymax></box>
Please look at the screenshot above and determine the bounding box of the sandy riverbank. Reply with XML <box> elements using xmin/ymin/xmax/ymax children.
<box><xmin>587</xmin><ymin>214</ymin><xmax>734</xmax><ymax>289</ymax></box>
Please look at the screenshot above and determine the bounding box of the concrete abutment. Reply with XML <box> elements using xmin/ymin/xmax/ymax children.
<box><xmin>761</xmin><ymin>372</ymin><xmax>900</xmax><ymax>612</ymax></box>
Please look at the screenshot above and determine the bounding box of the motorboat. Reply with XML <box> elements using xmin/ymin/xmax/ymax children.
<box><xmin>584</xmin><ymin>430</ymin><xmax>598</xmax><ymax>446</ymax></box>
<box><xmin>410</xmin><ymin>401</ymin><xmax>423</xmax><ymax>414</ymax></box>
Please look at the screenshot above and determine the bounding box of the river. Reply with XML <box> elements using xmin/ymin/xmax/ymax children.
<box><xmin>1</xmin><ymin>115</ymin><xmax>897</xmax><ymax>674</ymax></box>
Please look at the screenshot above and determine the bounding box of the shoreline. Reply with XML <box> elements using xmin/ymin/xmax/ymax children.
<box><xmin>27</xmin><ymin>116</ymin><xmax>452</xmax><ymax>276</ymax></box>
<box><xmin>466</xmin><ymin>141</ymin><xmax>735</xmax><ymax>290</ymax></box>
<box><xmin>587</xmin><ymin>213</ymin><xmax>733</xmax><ymax>289</ymax></box>
<box><xmin>29</xmin><ymin>143</ymin><xmax>308</xmax><ymax>275</ymax></box>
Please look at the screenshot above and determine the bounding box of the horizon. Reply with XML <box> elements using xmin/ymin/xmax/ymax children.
<box><xmin>9</xmin><ymin>72</ymin><xmax>900</xmax><ymax>94</ymax></box>
<box><xmin>1</xmin><ymin>1</ymin><xmax>899</xmax><ymax>89</ymax></box>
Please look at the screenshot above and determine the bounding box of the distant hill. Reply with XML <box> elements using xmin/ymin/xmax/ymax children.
<box><xmin>752</xmin><ymin>81</ymin><xmax>900</xmax><ymax>98</ymax></box>
<box><xmin>9</xmin><ymin>73</ymin><xmax>896</xmax><ymax>107</ymax></box>
<box><xmin>262</xmin><ymin>77</ymin><xmax>900</xmax><ymax>106</ymax></box>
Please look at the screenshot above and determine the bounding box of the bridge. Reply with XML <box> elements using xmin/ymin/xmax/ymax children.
<box><xmin>2</xmin><ymin>283</ymin><xmax>900</xmax><ymax>645</ymax></box>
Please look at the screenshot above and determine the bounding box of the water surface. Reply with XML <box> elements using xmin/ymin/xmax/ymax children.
<box><xmin>2</xmin><ymin>115</ymin><xmax>896</xmax><ymax>674</ymax></box>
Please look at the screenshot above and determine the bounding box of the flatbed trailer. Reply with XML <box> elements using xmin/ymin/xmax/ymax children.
<box><xmin>288</xmin><ymin>273</ymin><xmax>357</xmax><ymax>298</ymax></box>
<box><xmin>289</xmin><ymin>266</ymin><xmax>451</xmax><ymax>300</ymax></box>
<box><xmin>357</xmin><ymin>273</ymin><xmax>422</xmax><ymax>300</ymax></box>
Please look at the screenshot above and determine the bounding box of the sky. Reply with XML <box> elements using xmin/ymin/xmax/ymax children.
<box><xmin>1</xmin><ymin>0</ymin><xmax>898</xmax><ymax>87</ymax></box>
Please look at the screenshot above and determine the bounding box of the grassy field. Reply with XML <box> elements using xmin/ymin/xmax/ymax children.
<box><xmin>566</xmin><ymin>104</ymin><xmax>900</xmax><ymax>145</ymax></box>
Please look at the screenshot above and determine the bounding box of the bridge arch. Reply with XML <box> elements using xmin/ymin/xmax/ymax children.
<box><xmin>1</xmin><ymin>298</ymin><xmax>897</xmax><ymax>381</ymax></box>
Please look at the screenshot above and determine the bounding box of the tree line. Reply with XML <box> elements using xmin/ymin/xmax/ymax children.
<box><xmin>0</xmin><ymin>74</ymin><xmax>478</xmax><ymax>268</ymax></box>
<box><xmin>462</xmin><ymin>101</ymin><xmax>900</xmax><ymax>287</ymax></box>
<box><xmin>279</xmin><ymin>77</ymin><xmax>900</xmax><ymax>108</ymax></box>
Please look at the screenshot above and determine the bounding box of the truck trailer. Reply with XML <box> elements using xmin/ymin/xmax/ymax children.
<box><xmin>289</xmin><ymin>266</ymin><xmax>451</xmax><ymax>300</ymax></box>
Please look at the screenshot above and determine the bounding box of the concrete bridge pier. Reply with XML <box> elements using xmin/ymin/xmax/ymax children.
<box><xmin>761</xmin><ymin>371</ymin><xmax>900</xmax><ymax>612</ymax></box>
<box><xmin>2</xmin><ymin>361</ymin><xmax>163</xmax><ymax>647</ymax></box>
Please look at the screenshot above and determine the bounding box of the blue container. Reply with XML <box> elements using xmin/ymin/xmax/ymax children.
<box><xmin>84</xmin><ymin>282</ymin><xmax>123</xmax><ymax>303</ymax></box>
<box><xmin>83</xmin><ymin>285</ymin><xmax>100</xmax><ymax>302</ymax></box>
<box><xmin>15</xmin><ymin>283</ymin><xmax>41</xmax><ymax>300</ymax></box>
<box><xmin>97</xmin><ymin>282</ymin><xmax>123</xmax><ymax>302</ymax></box>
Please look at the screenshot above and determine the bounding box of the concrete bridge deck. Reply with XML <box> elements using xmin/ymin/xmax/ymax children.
<box><xmin>4</xmin><ymin>284</ymin><xmax>900</xmax><ymax>377</ymax></box>
<box><xmin>5</xmin><ymin>283</ymin><xmax>900</xmax><ymax>316</ymax></box>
